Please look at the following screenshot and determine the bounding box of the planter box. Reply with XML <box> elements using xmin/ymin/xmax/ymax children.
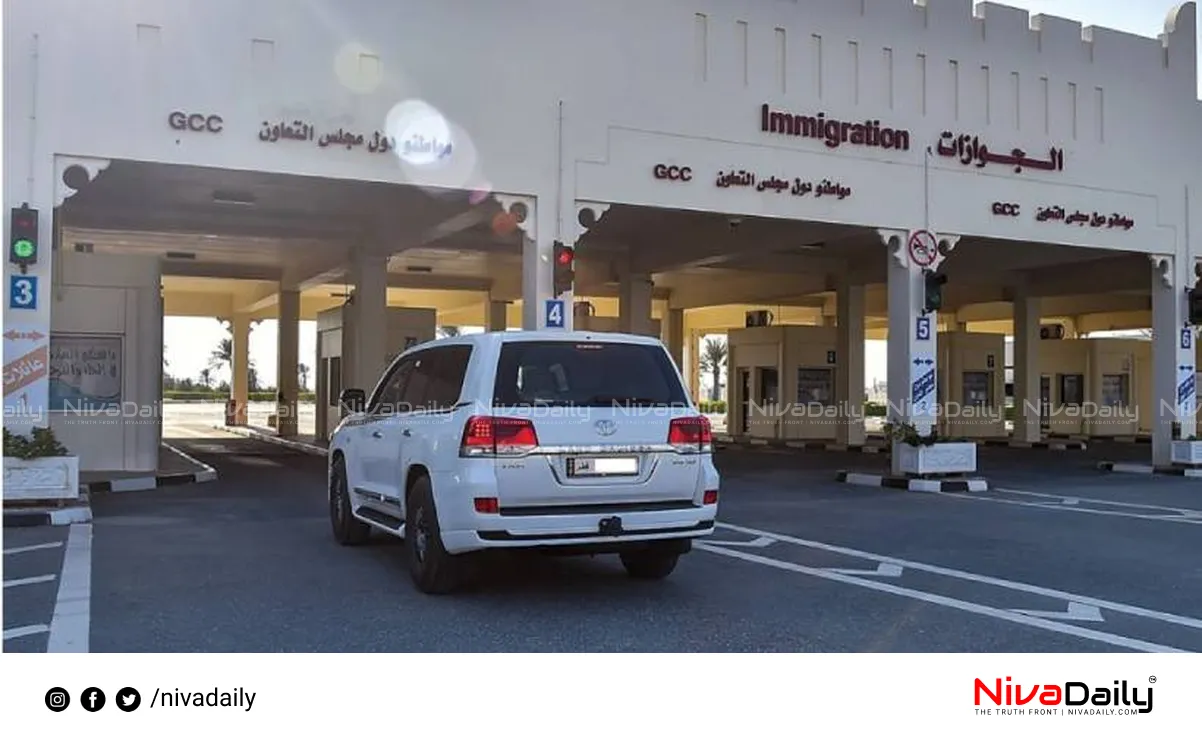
<box><xmin>3</xmin><ymin>456</ymin><xmax>81</xmax><ymax>502</ymax></box>
<box><xmin>893</xmin><ymin>442</ymin><xmax>977</xmax><ymax>476</ymax></box>
<box><xmin>1171</xmin><ymin>441</ymin><xmax>1202</xmax><ymax>466</ymax></box>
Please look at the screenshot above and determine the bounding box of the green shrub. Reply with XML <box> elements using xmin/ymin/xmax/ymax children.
<box><xmin>863</xmin><ymin>402</ymin><xmax>887</xmax><ymax>417</ymax></box>
<box><xmin>697</xmin><ymin>400</ymin><xmax>727</xmax><ymax>415</ymax></box>
<box><xmin>163</xmin><ymin>390</ymin><xmax>317</xmax><ymax>403</ymax></box>
<box><xmin>3</xmin><ymin>426</ymin><xmax>70</xmax><ymax>459</ymax></box>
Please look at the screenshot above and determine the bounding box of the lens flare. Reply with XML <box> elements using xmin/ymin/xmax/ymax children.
<box><xmin>386</xmin><ymin>99</ymin><xmax>453</xmax><ymax>168</ymax></box>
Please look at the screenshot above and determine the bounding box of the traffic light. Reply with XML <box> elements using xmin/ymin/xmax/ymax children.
<box><xmin>9</xmin><ymin>205</ymin><xmax>39</xmax><ymax>270</ymax></box>
<box><xmin>1189</xmin><ymin>280</ymin><xmax>1202</xmax><ymax>326</ymax></box>
<box><xmin>922</xmin><ymin>270</ymin><xmax>947</xmax><ymax>314</ymax></box>
<box><xmin>552</xmin><ymin>241</ymin><xmax>575</xmax><ymax>298</ymax></box>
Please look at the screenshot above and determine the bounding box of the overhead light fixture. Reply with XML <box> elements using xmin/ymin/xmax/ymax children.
<box><xmin>212</xmin><ymin>189</ymin><xmax>257</xmax><ymax>206</ymax></box>
<box><xmin>165</xmin><ymin>251</ymin><xmax>196</xmax><ymax>260</ymax></box>
<box><xmin>73</xmin><ymin>242</ymin><xmax>94</xmax><ymax>253</ymax></box>
<box><xmin>405</xmin><ymin>265</ymin><xmax>433</xmax><ymax>273</ymax></box>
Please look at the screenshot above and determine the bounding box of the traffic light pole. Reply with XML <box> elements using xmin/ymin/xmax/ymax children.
<box><xmin>1150</xmin><ymin>255</ymin><xmax>1197</xmax><ymax>466</ymax></box>
<box><xmin>882</xmin><ymin>229</ymin><xmax>960</xmax><ymax>475</ymax></box>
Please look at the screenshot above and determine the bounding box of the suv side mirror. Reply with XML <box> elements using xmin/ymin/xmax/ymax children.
<box><xmin>339</xmin><ymin>388</ymin><xmax>366</xmax><ymax>414</ymax></box>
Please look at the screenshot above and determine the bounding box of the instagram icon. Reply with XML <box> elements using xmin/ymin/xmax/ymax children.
<box><xmin>45</xmin><ymin>687</ymin><xmax>70</xmax><ymax>712</ymax></box>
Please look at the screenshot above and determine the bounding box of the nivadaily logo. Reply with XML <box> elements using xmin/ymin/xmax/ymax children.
<box><xmin>974</xmin><ymin>677</ymin><xmax>1153</xmax><ymax>716</ymax></box>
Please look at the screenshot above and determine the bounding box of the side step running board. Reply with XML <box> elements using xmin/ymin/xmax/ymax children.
<box><xmin>354</xmin><ymin>506</ymin><xmax>405</xmax><ymax>535</ymax></box>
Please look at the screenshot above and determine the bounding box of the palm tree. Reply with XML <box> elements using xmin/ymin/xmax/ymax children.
<box><xmin>199</xmin><ymin>368</ymin><xmax>213</xmax><ymax>388</ymax></box>
<box><xmin>698</xmin><ymin>337</ymin><xmax>728</xmax><ymax>401</ymax></box>
<box><xmin>437</xmin><ymin>326</ymin><xmax>461</xmax><ymax>338</ymax></box>
<box><xmin>209</xmin><ymin>337</ymin><xmax>257</xmax><ymax>391</ymax></box>
<box><xmin>298</xmin><ymin>362</ymin><xmax>311</xmax><ymax>391</ymax></box>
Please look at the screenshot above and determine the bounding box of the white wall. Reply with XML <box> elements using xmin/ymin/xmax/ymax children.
<box><xmin>48</xmin><ymin>252</ymin><xmax>162</xmax><ymax>472</ymax></box>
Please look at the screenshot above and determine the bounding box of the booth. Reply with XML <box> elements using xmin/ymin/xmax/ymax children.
<box><xmin>314</xmin><ymin>304</ymin><xmax>436</xmax><ymax>441</ymax></box>
<box><xmin>1035</xmin><ymin>338</ymin><xmax>1146</xmax><ymax>437</ymax></box>
<box><xmin>726</xmin><ymin>325</ymin><xmax>1011</xmax><ymax>441</ymax></box>
<box><xmin>936</xmin><ymin>332</ymin><xmax>1008</xmax><ymax>440</ymax></box>
<box><xmin>726</xmin><ymin>324</ymin><xmax>839</xmax><ymax>440</ymax></box>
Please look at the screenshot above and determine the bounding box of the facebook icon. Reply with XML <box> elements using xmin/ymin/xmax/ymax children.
<box><xmin>81</xmin><ymin>687</ymin><xmax>106</xmax><ymax>712</ymax></box>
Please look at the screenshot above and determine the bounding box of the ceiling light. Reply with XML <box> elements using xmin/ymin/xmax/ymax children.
<box><xmin>165</xmin><ymin>251</ymin><xmax>196</xmax><ymax>260</ymax></box>
<box><xmin>405</xmin><ymin>265</ymin><xmax>433</xmax><ymax>273</ymax></box>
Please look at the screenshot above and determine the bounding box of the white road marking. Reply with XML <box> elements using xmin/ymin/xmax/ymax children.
<box><xmin>696</xmin><ymin>543</ymin><xmax>1186</xmax><ymax>653</ymax></box>
<box><xmin>830</xmin><ymin>563</ymin><xmax>904</xmax><ymax>578</ymax></box>
<box><xmin>714</xmin><ymin>521</ymin><xmax>1202</xmax><ymax>632</ymax></box>
<box><xmin>2</xmin><ymin>541</ymin><xmax>64</xmax><ymax>555</ymax></box>
<box><xmin>47</xmin><ymin>523</ymin><xmax>91</xmax><ymax>653</ymax></box>
<box><xmin>930</xmin><ymin>489</ymin><xmax>1202</xmax><ymax>525</ymax></box>
<box><xmin>1012</xmin><ymin>602</ymin><xmax>1105</xmax><ymax>623</ymax></box>
<box><xmin>3</xmin><ymin>574</ymin><xmax>56</xmax><ymax>589</ymax></box>
<box><xmin>699</xmin><ymin>536</ymin><xmax>776</xmax><ymax>548</ymax></box>
<box><xmin>996</xmin><ymin>487</ymin><xmax>1202</xmax><ymax>518</ymax></box>
<box><xmin>3</xmin><ymin>624</ymin><xmax>50</xmax><ymax>641</ymax></box>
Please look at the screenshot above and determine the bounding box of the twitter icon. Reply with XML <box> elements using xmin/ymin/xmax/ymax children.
<box><xmin>116</xmin><ymin>687</ymin><xmax>141</xmax><ymax>712</ymax></box>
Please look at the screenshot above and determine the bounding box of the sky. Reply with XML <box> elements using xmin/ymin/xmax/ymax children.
<box><xmin>162</xmin><ymin>1</ymin><xmax>1198</xmax><ymax>390</ymax></box>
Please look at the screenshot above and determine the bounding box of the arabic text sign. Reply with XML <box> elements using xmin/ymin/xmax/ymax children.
<box><xmin>1179</xmin><ymin>370</ymin><xmax>1196</xmax><ymax>408</ymax></box>
<box><xmin>714</xmin><ymin>170</ymin><xmax>852</xmax><ymax>200</ymax></box>
<box><xmin>49</xmin><ymin>334</ymin><xmax>122</xmax><ymax>410</ymax></box>
<box><xmin>912</xmin><ymin>367</ymin><xmax>937</xmax><ymax>410</ymax></box>
<box><xmin>934</xmin><ymin>132</ymin><xmax>1064</xmax><ymax>173</ymax></box>
<box><xmin>3</xmin><ymin>345</ymin><xmax>49</xmax><ymax>397</ymax></box>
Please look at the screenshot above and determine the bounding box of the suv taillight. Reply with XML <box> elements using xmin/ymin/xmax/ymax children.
<box><xmin>668</xmin><ymin>416</ymin><xmax>712</xmax><ymax>454</ymax></box>
<box><xmin>460</xmin><ymin>415</ymin><xmax>539</xmax><ymax>457</ymax></box>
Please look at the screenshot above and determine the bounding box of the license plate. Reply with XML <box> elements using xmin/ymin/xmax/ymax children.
<box><xmin>566</xmin><ymin>456</ymin><xmax>639</xmax><ymax>477</ymax></box>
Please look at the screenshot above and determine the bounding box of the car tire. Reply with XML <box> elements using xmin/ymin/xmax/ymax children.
<box><xmin>405</xmin><ymin>475</ymin><xmax>464</xmax><ymax>595</ymax></box>
<box><xmin>330</xmin><ymin>455</ymin><xmax>371</xmax><ymax>546</ymax></box>
<box><xmin>620</xmin><ymin>550</ymin><xmax>679</xmax><ymax>580</ymax></box>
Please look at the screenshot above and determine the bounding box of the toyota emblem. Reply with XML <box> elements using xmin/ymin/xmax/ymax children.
<box><xmin>594</xmin><ymin>419</ymin><xmax>617</xmax><ymax>437</ymax></box>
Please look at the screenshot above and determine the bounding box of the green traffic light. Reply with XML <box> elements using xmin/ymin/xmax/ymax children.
<box><xmin>12</xmin><ymin>238</ymin><xmax>35</xmax><ymax>259</ymax></box>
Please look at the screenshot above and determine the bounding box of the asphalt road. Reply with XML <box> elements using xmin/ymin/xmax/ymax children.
<box><xmin>6</xmin><ymin>426</ymin><xmax>1185</xmax><ymax>653</ymax></box>
<box><xmin>3</xmin><ymin>526</ymin><xmax>68</xmax><ymax>652</ymax></box>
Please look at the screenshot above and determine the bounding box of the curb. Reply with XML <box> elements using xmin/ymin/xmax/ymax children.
<box><xmin>81</xmin><ymin>443</ymin><xmax>219</xmax><ymax>495</ymax></box>
<box><xmin>980</xmin><ymin>439</ymin><xmax>1088</xmax><ymax>451</ymax></box>
<box><xmin>1048</xmin><ymin>434</ymin><xmax>1150</xmax><ymax>445</ymax></box>
<box><xmin>1096</xmin><ymin>461</ymin><xmax>1202</xmax><ymax>478</ymax></box>
<box><xmin>715</xmin><ymin>435</ymin><xmax>887</xmax><ymax>454</ymax></box>
<box><xmin>836</xmin><ymin>470</ymin><xmax>990</xmax><ymax>493</ymax></box>
<box><xmin>3</xmin><ymin>504</ymin><xmax>93</xmax><ymax>528</ymax></box>
<box><xmin>213</xmin><ymin>425</ymin><xmax>329</xmax><ymax>456</ymax></box>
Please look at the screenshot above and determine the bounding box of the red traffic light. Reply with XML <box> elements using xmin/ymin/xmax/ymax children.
<box><xmin>555</xmin><ymin>245</ymin><xmax>574</xmax><ymax>265</ymax></box>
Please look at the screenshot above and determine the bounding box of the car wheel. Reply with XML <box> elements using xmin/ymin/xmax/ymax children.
<box><xmin>405</xmin><ymin>475</ymin><xmax>465</xmax><ymax>595</ymax></box>
<box><xmin>330</xmin><ymin>455</ymin><xmax>371</xmax><ymax>546</ymax></box>
<box><xmin>620</xmin><ymin>550</ymin><xmax>679</xmax><ymax>580</ymax></box>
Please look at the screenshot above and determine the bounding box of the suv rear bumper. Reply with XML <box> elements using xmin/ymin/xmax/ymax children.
<box><xmin>440</xmin><ymin>506</ymin><xmax>717</xmax><ymax>554</ymax></box>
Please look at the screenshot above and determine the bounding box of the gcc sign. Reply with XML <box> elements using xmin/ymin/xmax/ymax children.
<box><xmin>168</xmin><ymin>111</ymin><xmax>224</xmax><ymax>133</ymax></box>
<box><xmin>991</xmin><ymin>202</ymin><xmax>1020</xmax><ymax>217</ymax></box>
<box><xmin>653</xmin><ymin>164</ymin><xmax>692</xmax><ymax>182</ymax></box>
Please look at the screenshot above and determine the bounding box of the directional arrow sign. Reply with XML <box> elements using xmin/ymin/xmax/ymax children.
<box><xmin>1010</xmin><ymin>602</ymin><xmax>1104</xmax><ymax>623</ymax></box>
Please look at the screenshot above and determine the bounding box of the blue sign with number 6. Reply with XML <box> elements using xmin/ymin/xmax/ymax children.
<box><xmin>9</xmin><ymin>275</ymin><xmax>37</xmax><ymax>310</ymax></box>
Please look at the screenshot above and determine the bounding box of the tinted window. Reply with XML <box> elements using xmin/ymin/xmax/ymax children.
<box><xmin>369</xmin><ymin>358</ymin><xmax>415</xmax><ymax>414</ymax></box>
<box><xmin>492</xmin><ymin>341</ymin><xmax>688</xmax><ymax>407</ymax></box>
<box><xmin>422</xmin><ymin>345</ymin><xmax>472</xmax><ymax>410</ymax></box>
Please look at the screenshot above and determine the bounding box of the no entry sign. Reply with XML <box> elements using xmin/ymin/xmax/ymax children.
<box><xmin>907</xmin><ymin>230</ymin><xmax>938</xmax><ymax>268</ymax></box>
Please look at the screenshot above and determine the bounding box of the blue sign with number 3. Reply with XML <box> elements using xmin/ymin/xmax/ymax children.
<box><xmin>9</xmin><ymin>275</ymin><xmax>37</xmax><ymax>310</ymax></box>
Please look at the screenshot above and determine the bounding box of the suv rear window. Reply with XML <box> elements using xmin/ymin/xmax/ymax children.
<box><xmin>492</xmin><ymin>341</ymin><xmax>689</xmax><ymax>407</ymax></box>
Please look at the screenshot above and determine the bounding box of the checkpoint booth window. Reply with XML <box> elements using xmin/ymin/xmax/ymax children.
<box><xmin>757</xmin><ymin>367</ymin><xmax>779</xmax><ymax>407</ymax></box>
<box><xmin>796</xmin><ymin>367</ymin><xmax>833</xmax><ymax>405</ymax></box>
<box><xmin>327</xmin><ymin>357</ymin><xmax>342</xmax><ymax>408</ymax></box>
<box><xmin>1100</xmin><ymin>374</ymin><xmax>1130</xmax><ymax>408</ymax></box>
<box><xmin>962</xmin><ymin>371</ymin><xmax>993</xmax><ymax>408</ymax></box>
<box><xmin>1058</xmin><ymin>373</ymin><xmax>1085</xmax><ymax>406</ymax></box>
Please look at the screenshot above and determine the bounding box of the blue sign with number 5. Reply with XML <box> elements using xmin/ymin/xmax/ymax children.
<box><xmin>9</xmin><ymin>275</ymin><xmax>37</xmax><ymax>310</ymax></box>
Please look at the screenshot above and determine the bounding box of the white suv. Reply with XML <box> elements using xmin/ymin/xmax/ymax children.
<box><xmin>327</xmin><ymin>330</ymin><xmax>720</xmax><ymax>594</ymax></box>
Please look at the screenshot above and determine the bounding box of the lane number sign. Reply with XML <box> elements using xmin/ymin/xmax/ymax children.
<box><xmin>9</xmin><ymin>275</ymin><xmax>37</xmax><ymax>310</ymax></box>
<box><xmin>545</xmin><ymin>299</ymin><xmax>565</xmax><ymax>329</ymax></box>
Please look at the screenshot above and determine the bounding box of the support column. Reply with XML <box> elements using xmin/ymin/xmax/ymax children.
<box><xmin>1012</xmin><ymin>289</ymin><xmax>1042</xmax><ymax>444</ymax></box>
<box><xmin>349</xmin><ymin>248</ymin><xmax>389</xmax><ymax>393</ymax></box>
<box><xmin>487</xmin><ymin>300</ymin><xmax>510</xmax><ymax>332</ymax></box>
<box><xmin>687</xmin><ymin>329</ymin><xmax>703</xmax><ymax>400</ymax></box>
<box><xmin>619</xmin><ymin>273</ymin><xmax>655</xmax><ymax>336</ymax></box>
<box><xmin>521</xmin><ymin>233</ymin><xmax>556</xmax><ymax>330</ymax></box>
<box><xmin>275</xmin><ymin>287</ymin><xmax>300</xmax><ymax>437</ymax></box>
<box><xmin>231</xmin><ymin>314</ymin><xmax>251</xmax><ymax>425</ymax></box>
<box><xmin>1151</xmin><ymin>256</ymin><xmax>1197</xmax><ymax>465</ymax></box>
<box><xmin>664</xmin><ymin>308</ymin><xmax>685</xmax><ymax>372</ymax></box>
<box><xmin>835</xmin><ymin>280</ymin><xmax>866</xmax><ymax>446</ymax></box>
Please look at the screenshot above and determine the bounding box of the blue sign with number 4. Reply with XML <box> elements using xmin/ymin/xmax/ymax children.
<box><xmin>545</xmin><ymin>299</ymin><xmax>565</xmax><ymax>329</ymax></box>
<box><xmin>9</xmin><ymin>275</ymin><xmax>37</xmax><ymax>310</ymax></box>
